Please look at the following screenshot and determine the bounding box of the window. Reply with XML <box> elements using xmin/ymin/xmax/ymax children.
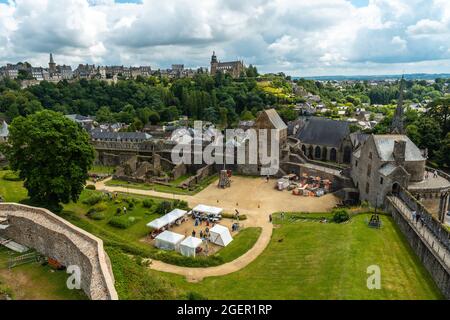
<box><xmin>369</xmin><ymin>152</ymin><xmax>372</xmax><ymax>160</ymax></box>
<box><xmin>367</xmin><ymin>164</ymin><xmax>372</xmax><ymax>177</ymax></box>
<box><xmin>380</xmin><ymin>177</ymin><xmax>384</xmax><ymax>185</ymax></box>
<box><xmin>355</xmin><ymin>160</ymin><xmax>358</xmax><ymax>167</ymax></box>
<box><xmin>366</xmin><ymin>182</ymin><xmax>370</xmax><ymax>194</ymax></box>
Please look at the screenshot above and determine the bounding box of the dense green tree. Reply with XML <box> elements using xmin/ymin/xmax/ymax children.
<box><xmin>3</xmin><ymin>110</ymin><xmax>95</xmax><ymax>211</ymax></box>
<box><xmin>437</xmin><ymin>132</ymin><xmax>450</xmax><ymax>167</ymax></box>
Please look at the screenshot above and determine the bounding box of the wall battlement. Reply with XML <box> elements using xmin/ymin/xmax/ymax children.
<box><xmin>0</xmin><ymin>203</ymin><xmax>118</xmax><ymax>300</ymax></box>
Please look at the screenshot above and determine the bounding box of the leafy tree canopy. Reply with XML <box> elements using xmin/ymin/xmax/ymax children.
<box><xmin>3</xmin><ymin>110</ymin><xmax>95</xmax><ymax>211</ymax></box>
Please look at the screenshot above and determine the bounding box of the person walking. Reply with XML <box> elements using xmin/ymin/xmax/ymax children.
<box><xmin>192</xmin><ymin>230</ymin><xmax>196</xmax><ymax>237</ymax></box>
<box><xmin>411</xmin><ymin>210</ymin><xmax>416</xmax><ymax>221</ymax></box>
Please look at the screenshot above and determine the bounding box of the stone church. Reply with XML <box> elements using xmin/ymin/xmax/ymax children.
<box><xmin>210</xmin><ymin>52</ymin><xmax>245</xmax><ymax>78</ymax></box>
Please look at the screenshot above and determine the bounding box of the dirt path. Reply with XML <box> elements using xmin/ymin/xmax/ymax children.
<box><xmin>94</xmin><ymin>176</ymin><xmax>339</xmax><ymax>281</ymax></box>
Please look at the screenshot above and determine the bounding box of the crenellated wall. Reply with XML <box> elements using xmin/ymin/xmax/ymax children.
<box><xmin>0</xmin><ymin>203</ymin><xmax>118</xmax><ymax>300</ymax></box>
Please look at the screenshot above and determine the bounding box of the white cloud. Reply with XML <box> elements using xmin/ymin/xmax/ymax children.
<box><xmin>0</xmin><ymin>0</ymin><xmax>449</xmax><ymax>76</ymax></box>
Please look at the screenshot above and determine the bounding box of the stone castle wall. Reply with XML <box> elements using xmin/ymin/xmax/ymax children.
<box><xmin>385</xmin><ymin>191</ymin><xmax>450</xmax><ymax>299</ymax></box>
<box><xmin>0</xmin><ymin>203</ymin><xmax>118</xmax><ymax>300</ymax></box>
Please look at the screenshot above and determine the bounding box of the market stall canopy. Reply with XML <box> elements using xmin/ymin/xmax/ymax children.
<box><xmin>147</xmin><ymin>208</ymin><xmax>187</xmax><ymax>230</ymax></box>
<box><xmin>179</xmin><ymin>236</ymin><xmax>203</xmax><ymax>257</ymax></box>
<box><xmin>154</xmin><ymin>231</ymin><xmax>185</xmax><ymax>251</ymax></box>
<box><xmin>192</xmin><ymin>204</ymin><xmax>223</xmax><ymax>216</ymax></box>
<box><xmin>209</xmin><ymin>224</ymin><xmax>233</xmax><ymax>247</ymax></box>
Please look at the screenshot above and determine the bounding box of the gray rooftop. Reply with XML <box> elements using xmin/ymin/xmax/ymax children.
<box><xmin>264</xmin><ymin>109</ymin><xmax>288</xmax><ymax>130</ymax></box>
<box><xmin>296</xmin><ymin>117</ymin><xmax>350</xmax><ymax>148</ymax></box>
<box><xmin>373</xmin><ymin>135</ymin><xmax>426</xmax><ymax>162</ymax></box>
<box><xmin>90</xmin><ymin>131</ymin><xmax>152</xmax><ymax>141</ymax></box>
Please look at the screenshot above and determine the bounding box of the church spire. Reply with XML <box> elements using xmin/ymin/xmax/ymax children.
<box><xmin>391</xmin><ymin>75</ymin><xmax>405</xmax><ymax>134</ymax></box>
<box><xmin>49</xmin><ymin>53</ymin><xmax>56</xmax><ymax>74</ymax></box>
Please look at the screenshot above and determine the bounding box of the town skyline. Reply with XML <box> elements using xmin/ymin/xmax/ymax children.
<box><xmin>0</xmin><ymin>0</ymin><xmax>449</xmax><ymax>77</ymax></box>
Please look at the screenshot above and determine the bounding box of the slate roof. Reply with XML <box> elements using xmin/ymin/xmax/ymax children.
<box><xmin>378</xmin><ymin>163</ymin><xmax>398</xmax><ymax>176</ymax></box>
<box><xmin>373</xmin><ymin>135</ymin><xmax>426</xmax><ymax>162</ymax></box>
<box><xmin>90</xmin><ymin>131</ymin><xmax>152</xmax><ymax>141</ymax></box>
<box><xmin>296</xmin><ymin>117</ymin><xmax>350</xmax><ymax>148</ymax></box>
<box><xmin>349</xmin><ymin>132</ymin><xmax>369</xmax><ymax>148</ymax></box>
<box><xmin>264</xmin><ymin>109</ymin><xmax>287</xmax><ymax>130</ymax></box>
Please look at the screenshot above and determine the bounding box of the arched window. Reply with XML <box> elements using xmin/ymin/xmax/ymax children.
<box><xmin>330</xmin><ymin>148</ymin><xmax>337</xmax><ymax>162</ymax></box>
<box><xmin>314</xmin><ymin>146</ymin><xmax>321</xmax><ymax>159</ymax></box>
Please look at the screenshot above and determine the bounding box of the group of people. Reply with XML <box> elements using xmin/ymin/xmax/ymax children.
<box><xmin>191</xmin><ymin>227</ymin><xmax>210</xmax><ymax>241</ymax></box>
<box><xmin>424</xmin><ymin>170</ymin><xmax>439</xmax><ymax>179</ymax></box>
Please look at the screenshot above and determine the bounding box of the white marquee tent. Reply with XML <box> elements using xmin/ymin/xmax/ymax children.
<box><xmin>209</xmin><ymin>225</ymin><xmax>233</xmax><ymax>247</ymax></box>
<box><xmin>179</xmin><ymin>236</ymin><xmax>203</xmax><ymax>257</ymax></box>
<box><xmin>147</xmin><ymin>209</ymin><xmax>187</xmax><ymax>230</ymax></box>
<box><xmin>192</xmin><ymin>204</ymin><xmax>223</xmax><ymax>217</ymax></box>
<box><xmin>154</xmin><ymin>231</ymin><xmax>185</xmax><ymax>251</ymax></box>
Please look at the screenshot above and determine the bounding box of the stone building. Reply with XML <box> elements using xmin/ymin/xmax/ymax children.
<box><xmin>351</xmin><ymin>134</ymin><xmax>427</xmax><ymax>206</ymax></box>
<box><xmin>237</xmin><ymin>109</ymin><xmax>288</xmax><ymax>175</ymax></box>
<box><xmin>210</xmin><ymin>52</ymin><xmax>245</xmax><ymax>78</ymax></box>
<box><xmin>295</xmin><ymin>117</ymin><xmax>353</xmax><ymax>164</ymax></box>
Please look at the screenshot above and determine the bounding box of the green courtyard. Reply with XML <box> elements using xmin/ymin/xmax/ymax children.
<box><xmin>0</xmin><ymin>169</ymin><xmax>444</xmax><ymax>300</ymax></box>
<box><xmin>156</xmin><ymin>213</ymin><xmax>443</xmax><ymax>300</ymax></box>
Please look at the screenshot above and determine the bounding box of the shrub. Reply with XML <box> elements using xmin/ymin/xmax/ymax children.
<box><xmin>155</xmin><ymin>201</ymin><xmax>173</xmax><ymax>215</ymax></box>
<box><xmin>3</xmin><ymin>172</ymin><xmax>21</xmax><ymax>181</ymax></box>
<box><xmin>333</xmin><ymin>209</ymin><xmax>350</xmax><ymax>223</ymax></box>
<box><xmin>173</xmin><ymin>199</ymin><xmax>189</xmax><ymax>210</ymax></box>
<box><xmin>116</xmin><ymin>207</ymin><xmax>122</xmax><ymax>215</ymax></box>
<box><xmin>222</xmin><ymin>213</ymin><xmax>247</xmax><ymax>221</ymax></box>
<box><xmin>93</xmin><ymin>202</ymin><xmax>108</xmax><ymax>212</ymax></box>
<box><xmin>142</xmin><ymin>199</ymin><xmax>154</xmax><ymax>208</ymax></box>
<box><xmin>82</xmin><ymin>194</ymin><xmax>103</xmax><ymax>206</ymax></box>
<box><xmin>85</xmin><ymin>185</ymin><xmax>96</xmax><ymax>190</ymax></box>
<box><xmin>89</xmin><ymin>212</ymin><xmax>105</xmax><ymax>221</ymax></box>
<box><xmin>128</xmin><ymin>202</ymin><xmax>134</xmax><ymax>210</ymax></box>
<box><xmin>108</xmin><ymin>216</ymin><xmax>140</xmax><ymax>229</ymax></box>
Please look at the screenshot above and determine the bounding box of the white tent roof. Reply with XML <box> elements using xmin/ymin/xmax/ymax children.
<box><xmin>210</xmin><ymin>224</ymin><xmax>233</xmax><ymax>246</ymax></box>
<box><xmin>166</xmin><ymin>208</ymin><xmax>187</xmax><ymax>220</ymax></box>
<box><xmin>180</xmin><ymin>236</ymin><xmax>203</xmax><ymax>249</ymax></box>
<box><xmin>147</xmin><ymin>208</ymin><xmax>187</xmax><ymax>229</ymax></box>
<box><xmin>155</xmin><ymin>231</ymin><xmax>185</xmax><ymax>244</ymax></box>
<box><xmin>192</xmin><ymin>204</ymin><xmax>223</xmax><ymax>215</ymax></box>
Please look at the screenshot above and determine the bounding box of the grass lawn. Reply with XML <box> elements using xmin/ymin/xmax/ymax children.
<box><xmin>106</xmin><ymin>174</ymin><xmax>218</xmax><ymax>195</ymax></box>
<box><xmin>0</xmin><ymin>248</ymin><xmax>86</xmax><ymax>300</ymax></box>
<box><xmin>89</xmin><ymin>165</ymin><xmax>115</xmax><ymax>175</ymax></box>
<box><xmin>0</xmin><ymin>170</ymin><xmax>28</xmax><ymax>203</ymax></box>
<box><xmin>156</xmin><ymin>213</ymin><xmax>443</xmax><ymax>300</ymax></box>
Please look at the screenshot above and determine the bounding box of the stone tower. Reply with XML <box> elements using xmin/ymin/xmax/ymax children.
<box><xmin>49</xmin><ymin>53</ymin><xmax>56</xmax><ymax>74</ymax></box>
<box><xmin>210</xmin><ymin>51</ymin><xmax>218</xmax><ymax>76</ymax></box>
<box><xmin>391</xmin><ymin>76</ymin><xmax>405</xmax><ymax>134</ymax></box>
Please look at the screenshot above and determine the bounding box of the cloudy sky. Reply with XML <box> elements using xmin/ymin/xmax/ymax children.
<box><xmin>0</xmin><ymin>0</ymin><xmax>449</xmax><ymax>76</ymax></box>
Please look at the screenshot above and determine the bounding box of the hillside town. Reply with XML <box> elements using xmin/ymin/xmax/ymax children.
<box><xmin>0</xmin><ymin>0</ymin><xmax>450</xmax><ymax>306</ymax></box>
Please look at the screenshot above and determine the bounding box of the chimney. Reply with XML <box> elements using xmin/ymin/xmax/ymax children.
<box><xmin>393</xmin><ymin>140</ymin><xmax>406</xmax><ymax>165</ymax></box>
